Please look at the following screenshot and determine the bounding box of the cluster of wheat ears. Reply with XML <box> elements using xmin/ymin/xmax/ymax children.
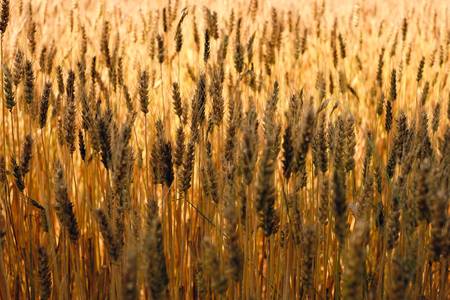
<box><xmin>0</xmin><ymin>0</ymin><xmax>448</xmax><ymax>299</ymax></box>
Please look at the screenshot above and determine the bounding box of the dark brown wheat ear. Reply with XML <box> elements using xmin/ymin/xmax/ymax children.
<box><xmin>37</xmin><ymin>247</ymin><xmax>52</xmax><ymax>300</ymax></box>
<box><xmin>0</xmin><ymin>0</ymin><xmax>9</xmax><ymax>35</ymax></box>
<box><xmin>145</xmin><ymin>199</ymin><xmax>169</xmax><ymax>300</ymax></box>
<box><xmin>3</xmin><ymin>64</ymin><xmax>15</xmax><ymax>111</ymax></box>
<box><xmin>54</xmin><ymin>160</ymin><xmax>79</xmax><ymax>243</ymax></box>
<box><xmin>95</xmin><ymin>208</ymin><xmax>120</xmax><ymax>261</ymax></box>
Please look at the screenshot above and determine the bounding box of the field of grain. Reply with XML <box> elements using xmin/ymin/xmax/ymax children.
<box><xmin>0</xmin><ymin>0</ymin><xmax>448</xmax><ymax>299</ymax></box>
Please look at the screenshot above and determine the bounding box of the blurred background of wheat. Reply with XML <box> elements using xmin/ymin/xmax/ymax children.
<box><xmin>0</xmin><ymin>0</ymin><xmax>448</xmax><ymax>299</ymax></box>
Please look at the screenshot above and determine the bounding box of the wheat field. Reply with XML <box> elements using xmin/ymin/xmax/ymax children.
<box><xmin>0</xmin><ymin>0</ymin><xmax>448</xmax><ymax>299</ymax></box>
